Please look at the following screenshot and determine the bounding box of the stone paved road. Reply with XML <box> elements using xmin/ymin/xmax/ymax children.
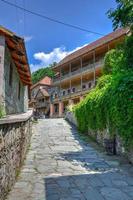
<box><xmin>7</xmin><ymin>119</ymin><xmax>133</xmax><ymax>200</ymax></box>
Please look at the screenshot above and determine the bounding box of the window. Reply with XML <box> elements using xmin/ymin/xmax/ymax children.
<box><xmin>9</xmin><ymin>63</ymin><xmax>13</xmax><ymax>86</ymax></box>
<box><xmin>63</xmin><ymin>91</ymin><xmax>66</xmax><ymax>96</ymax></box>
<box><xmin>18</xmin><ymin>81</ymin><xmax>21</xmax><ymax>100</ymax></box>
<box><xmin>82</xmin><ymin>85</ymin><xmax>86</xmax><ymax>90</ymax></box>
<box><xmin>68</xmin><ymin>89</ymin><xmax>71</xmax><ymax>94</ymax></box>
<box><xmin>72</xmin><ymin>88</ymin><xmax>76</xmax><ymax>93</ymax></box>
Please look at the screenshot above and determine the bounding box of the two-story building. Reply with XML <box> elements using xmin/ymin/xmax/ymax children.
<box><xmin>50</xmin><ymin>28</ymin><xmax>129</xmax><ymax>118</ymax></box>
<box><xmin>0</xmin><ymin>26</ymin><xmax>32</xmax><ymax>115</ymax></box>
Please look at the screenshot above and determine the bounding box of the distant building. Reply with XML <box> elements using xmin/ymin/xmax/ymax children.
<box><xmin>30</xmin><ymin>76</ymin><xmax>52</xmax><ymax>116</ymax></box>
<box><xmin>50</xmin><ymin>28</ymin><xmax>129</xmax><ymax>117</ymax></box>
<box><xmin>34</xmin><ymin>87</ymin><xmax>50</xmax><ymax>116</ymax></box>
<box><xmin>0</xmin><ymin>26</ymin><xmax>32</xmax><ymax>115</ymax></box>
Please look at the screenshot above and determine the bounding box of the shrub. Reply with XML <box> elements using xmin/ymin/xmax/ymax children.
<box><xmin>0</xmin><ymin>105</ymin><xmax>5</xmax><ymax>118</ymax></box>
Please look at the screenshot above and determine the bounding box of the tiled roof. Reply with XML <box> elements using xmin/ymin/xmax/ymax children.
<box><xmin>31</xmin><ymin>76</ymin><xmax>52</xmax><ymax>90</ymax></box>
<box><xmin>57</xmin><ymin>28</ymin><xmax>129</xmax><ymax>67</ymax></box>
<box><xmin>0</xmin><ymin>26</ymin><xmax>31</xmax><ymax>85</ymax></box>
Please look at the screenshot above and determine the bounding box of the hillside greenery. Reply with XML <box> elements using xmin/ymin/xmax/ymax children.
<box><xmin>31</xmin><ymin>63</ymin><xmax>56</xmax><ymax>84</ymax></box>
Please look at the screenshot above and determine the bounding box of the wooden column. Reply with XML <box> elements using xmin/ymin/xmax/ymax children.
<box><xmin>69</xmin><ymin>63</ymin><xmax>71</xmax><ymax>74</ymax></box>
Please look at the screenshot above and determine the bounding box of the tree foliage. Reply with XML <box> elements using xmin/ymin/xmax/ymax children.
<box><xmin>31</xmin><ymin>63</ymin><xmax>56</xmax><ymax>84</ymax></box>
<box><xmin>107</xmin><ymin>0</ymin><xmax>133</xmax><ymax>30</ymax></box>
<box><xmin>103</xmin><ymin>48</ymin><xmax>124</xmax><ymax>74</ymax></box>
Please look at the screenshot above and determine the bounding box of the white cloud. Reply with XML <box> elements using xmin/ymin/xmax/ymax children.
<box><xmin>24</xmin><ymin>35</ymin><xmax>33</xmax><ymax>42</ymax></box>
<box><xmin>30</xmin><ymin>44</ymin><xmax>87</xmax><ymax>72</ymax></box>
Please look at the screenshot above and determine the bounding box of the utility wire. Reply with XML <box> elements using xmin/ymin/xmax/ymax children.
<box><xmin>0</xmin><ymin>0</ymin><xmax>105</xmax><ymax>36</ymax></box>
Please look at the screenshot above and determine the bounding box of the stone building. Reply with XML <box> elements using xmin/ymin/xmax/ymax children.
<box><xmin>30</xmin><ymin>76</ymin><xmax>52</xmax><ymax>116</ymax></box>
<box><xmin>0</xmin><ymin>26</ymin><xmax>32</xmax><ymax>200</ymax></box>
<box><xmin>35</xmin><ymin>87</ymin><xmax>50</xmax><ymax>116</ymax></box>
<box><xmin>50</xmin><ymin>28</ymin><xmax>129</xmax><ymax>117</ymax></box>
<box><xmin>0</xmin><ymin>26</ymin><xmax>32</xmax><ymax>115</ymax></box>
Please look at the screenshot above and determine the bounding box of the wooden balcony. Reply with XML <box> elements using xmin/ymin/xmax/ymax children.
<box><xmin>53</xmin><ymin>59</ymin><xmax>104</xmax><ymax>84</ymax></box>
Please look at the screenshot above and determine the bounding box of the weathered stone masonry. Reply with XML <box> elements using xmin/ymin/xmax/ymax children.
<box><xmin>66</xmin><ymin>111</ymin><xmax>133</xmax><ymax>164</ymax></box>
<box><xmin>0</xmin><ymin>111</ymin><xmax>32</xmax><ymax>200</ymax></box>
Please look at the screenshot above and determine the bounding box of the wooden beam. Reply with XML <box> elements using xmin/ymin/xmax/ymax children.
<box><xmin>17</xmin><ymin>70</ymin><xmax>31</xmax><ymax>79</ymax></box>
<box><xmin>20</xmin><ymin>77</ymin><xmax>32</xmax><ymax>85</ymax></box>
<box><xmin>19</xmin><ymin>74</ymin><xmax>31</xmax><ymax>81</ymax></box>
<box><xmin>15</xmin><ymin>61</ymin><xmax>28</xmax><ymax>72</ymax></box>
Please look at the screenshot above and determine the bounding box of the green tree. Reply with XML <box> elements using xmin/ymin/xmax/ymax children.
<box><xmin>107</xmin><ymin>0</ymin><xmax>133</xmax><ymax>30</ymax></box>
<box><xmin>103</xmin><ymin>48</ymin><xmax>124</xmax><ymax>74</ymax></box>
<box><xmin>32</xmin><ymin>63</ymin><xmax>56</xmax><ymax>84</ymax></box>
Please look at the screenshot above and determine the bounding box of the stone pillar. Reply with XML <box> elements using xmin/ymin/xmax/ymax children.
<box><xmin>59</xmin><ymin>101</ymin><xmax>64</xmax><ymax>117</ymax></box>
<box><xmin>69</xmin><ymin>99</ymin><xmax>73</xmax><ymax>105</ymax></box>
<box><xmin>0</xmin><ymin>36</ymin><xmax>5</xmax><ymax>109</ymax></box>
<box><xmin>50</xmin><ymin>103</ymin><xmax>54</xmax><ymax>118</ymax></box>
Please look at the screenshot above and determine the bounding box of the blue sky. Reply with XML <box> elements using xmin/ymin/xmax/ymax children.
<box><xmin>0</xmin><ymin>0</ymin><xmax>116</xmax><ymax>72</ymax></box>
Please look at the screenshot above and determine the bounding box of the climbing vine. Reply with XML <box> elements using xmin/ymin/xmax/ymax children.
<box><xmin>74</xmin><ymin>34</ymin><xmax>133</xmax><ymax>148</ymax></box>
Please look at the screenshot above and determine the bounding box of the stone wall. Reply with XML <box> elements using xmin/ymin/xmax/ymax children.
<box><xmin>0</xmin><ymin>111</ymin><xmax>32</xmax><ymax>200</ymax></box>
<box><xmin>4</xmin><ymin>45</ymin><xmax>28</xmax><ymax>115</ymax></box>
<box><xmin>0</xmin><ymin>35</ymin><xmax>28</xmax><ymax>115</ymax></box>
<box><xmin>65</xmin><ymin>111</ymin><xmax>77</xmax><ymax>126</ymax></box>
<box><xmin>65</xmin><ymin>111</ymin><xmax>133</xmax><ymax>164</ymax></box>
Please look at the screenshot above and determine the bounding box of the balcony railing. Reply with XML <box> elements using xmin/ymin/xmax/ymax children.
<box><xmin>53</xmin><ymin>58</ymin><xmax>104</xmax><ymax>83</ymax></box>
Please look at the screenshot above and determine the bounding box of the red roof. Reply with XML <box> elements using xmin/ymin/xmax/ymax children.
<box><xmin>31</xmin><ymin>76</ymin><xmax>52</xmax><ymax>90</ymax></box>
<box><xmin>0</xmin><ymin>26</ymin><xmax>32</xmax><ymax>85</ymax></box>
<box><xmin>56</xmin><ymin>28</ymin><xmax>129</xmax><ymax>67</ymax></box>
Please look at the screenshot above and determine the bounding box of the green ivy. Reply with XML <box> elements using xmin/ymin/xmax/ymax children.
<box><xmin>74</xmin><ymin>34</ymin><xmax>133</xmax><ymax>148</ymax></box>
<box><xmin>74</xmin><ymin>72</ymin><xmax>133</xmax><ymax>147</ymax></box>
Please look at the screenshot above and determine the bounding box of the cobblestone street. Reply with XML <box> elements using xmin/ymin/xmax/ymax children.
<box><xmin>7</xmin><ymin>119</ymin><xmax>133</xmax><ymax>200</ymax></box>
